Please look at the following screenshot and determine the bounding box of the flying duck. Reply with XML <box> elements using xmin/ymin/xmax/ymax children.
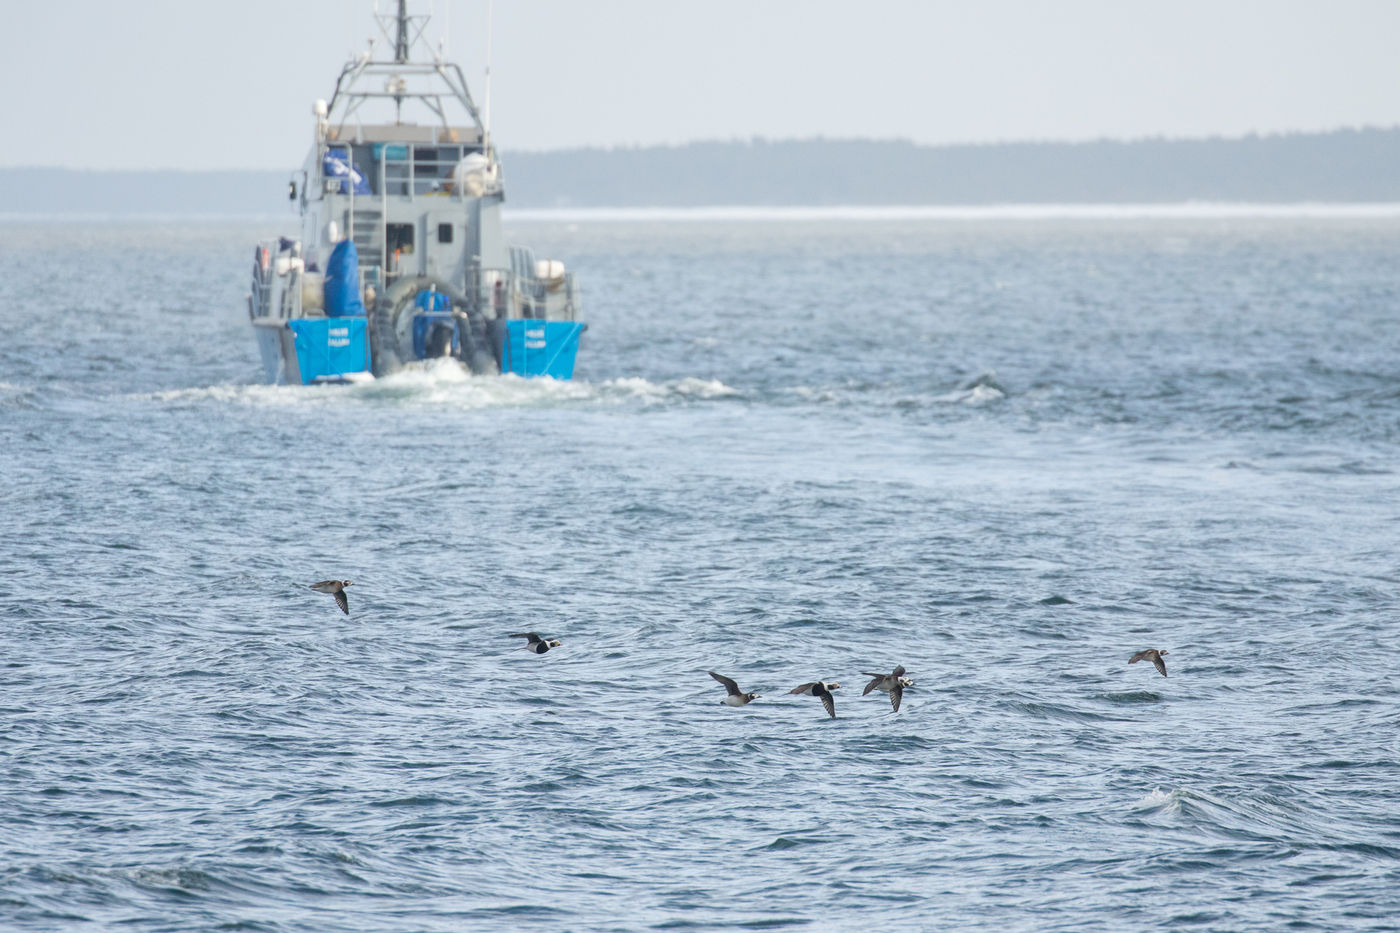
<box><xmin>789</xmin><ymin>681</ymin><xmax>839</xmax><ymax>719</ymax></box>
<box><xmin>709</xmin><ymin>671</ymin><xmax>760</xmax><ymax>707</ymax></box>
<box><xmin>861</xmin><ymin>665</ymin><xmax>913</xmax><ymax>712</ymax></box>
<box><xmin>1129</xmin><ymin>648</ymin><xmax>1168</xmax><ymax>677</ymax></box>
<box><xmin>309</xmin><ymin>579</ymin><xmax>353</xmax><ymax>615</ymax></box>
<box><xmin>511</xmin><ymin>632</ymin><xmax>562</xmax><ymax>654</ymax></box>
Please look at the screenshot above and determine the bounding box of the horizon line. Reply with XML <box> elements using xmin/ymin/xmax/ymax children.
<box><xmin>4</xmin><ymin>203</ymin><xmax>1400</xmax><ymax>224</ymax></box>
<box><xmin>2</xmin><ymin>124</ymin><xmax>1397</xmax><ymax>174</ymax></box>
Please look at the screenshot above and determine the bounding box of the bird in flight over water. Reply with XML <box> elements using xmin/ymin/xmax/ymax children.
<box><xmin>790</xmin><ymin>680</ymin><xmax>840</xmax><ymax>719</ymax></box>
<box><xmin>709</xmin><ymin>671</ymin><xmax>761</xmax><ymax>707</ymax></box>
<box><xmin>511</xmin><ymin>632</ymin><xmax>563</xmax><ymax>654</ymax></box>
<box><xmin>861</xmin><ymin>665</ymin><xmax>913</xmax><ymax>712</ymax></box>
<box><xmin>1129</xmin><ymin>648</ymin><xmax>1168</xmax><ymax>677</ymax></box>
<box><xmin>309</xmin><ymin>579</ymin><xmax>353</xmax><ymax>615</ymax></box>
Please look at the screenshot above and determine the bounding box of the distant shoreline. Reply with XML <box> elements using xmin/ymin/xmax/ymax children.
<box><xmin>4</xmin><ymin>203</ymin><xmax>1400</xmax><ymax>225</ymax></box>
<box><xmin>3</xmin><ymin>127</ymin><xmax>1398</xmax><ymax>215</ymax></box>
<box><xmin>499</xmin><ymin>203</ymin><xmax>1400</xmax><ymax>222</ymax></box>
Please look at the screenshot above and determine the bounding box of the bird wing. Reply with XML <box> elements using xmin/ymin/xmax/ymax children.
<box><xmin>709</xmin><ymin>672</ymin><xmax>742</xmax><ymax>695</ymax></box>
<box><xmin>862</xmin><ymin>676</ymin><xmax>881</xmax><ymax>696</ymax></box>
<box><xmin>821</xmin><ymin>692</ymin><xmax>836</xmax><ymax>719</ymax></box>
<box><xmin>334</xmin><ymin>589</ymin><xmax>349</xmax><ymax>615</ymax></box>
<box><xmin>1129</xmin><ymin>650</ymin><xmax>1150</xmax><ymax>664</ymax></box>
<box><xmin>1154</xmin><ymin>655</ymin><xmax>1168</xmax><ymax>677</ymax></box>
<box><xmin>789</xmin><ymin>682</ymin><xmax>816</xmax><ymax>695</ymax></box>
<box><xmin>309</xmin><ymin>580</ymin><xmax>336</xmax><ymax>593</ymax></box>
<box><xmin>510</xmin><ymin>633</ymin><xmax>541</xmax><ymax>643</ymax></box>
<box><xmin>889</xmin><ymin>682</ymin><xmax>902</xmax><ymax>713</ymax></box>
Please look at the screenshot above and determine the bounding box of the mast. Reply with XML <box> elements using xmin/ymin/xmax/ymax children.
<box><xmin>394</xmin><ymin>0</ymin><xmax>410</xmax><ymax>63</ymax></box>
<box><xmin>328</xmin><ymin>1</ymin><xmax>487</xmax><ymax>137</ymax></box>
<box><xmin>391</xmin><ymin>0</ymin><xmax>410</xmax><ymax>121</ymax></box>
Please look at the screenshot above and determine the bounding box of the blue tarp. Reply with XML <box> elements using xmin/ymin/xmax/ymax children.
<box><xmin>412</xmin><ymin>314</ymin><xmax>458</xmax><ymax>358</ymax></box>
<box><xmin>415</xmin><ymin>290</ymin><xmax>451</xmax><ymax>312</ymax></box>
<box><xmin>324</xmin><ymin>240</ymin><xmax>364</xmax><ymax>318</ymax></box>
<box><xmin>323</xmin><ymin>147</ymin><xmax>370</xmax><ymax>194</ymax></box>
<box><xmin>500</xmin><ymin>320</ymin><xmax>587</xmax><ymax>379</ymax></box>
<box><xmin>288</xmin><ymin>317</ymin><xmax>369</xmax><ymax>382</ymax></box>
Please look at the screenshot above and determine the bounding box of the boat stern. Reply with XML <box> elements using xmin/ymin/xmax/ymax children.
<box><xmin>499</xmin><ymin>320</ymin><xmax>587</xmax><ymax>379</ymax></box>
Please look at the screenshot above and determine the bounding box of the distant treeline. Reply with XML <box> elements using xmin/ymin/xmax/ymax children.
<box><xmin>505</xmin><ymin>128</ymin><xmax>1400</xmax><ymax>206</ymax></box>
<box><xmin>4</xmin><ymin>128</ymin><xmax>1398</xmax><ymax>214</ymax></box>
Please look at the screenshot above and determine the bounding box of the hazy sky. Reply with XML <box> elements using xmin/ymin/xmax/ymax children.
<box><xmin>6</xmin><ymin>0</ymin><xmax>1399</xmax><ymax>170</ymax></box>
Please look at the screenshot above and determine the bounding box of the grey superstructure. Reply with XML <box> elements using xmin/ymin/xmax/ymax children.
<box><xmin>247</xmin><ymin>0</ymin><xmax>584</xmax><ymax>384</ymax></box>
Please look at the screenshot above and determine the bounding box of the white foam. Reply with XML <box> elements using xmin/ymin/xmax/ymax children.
<box><xmin>1133</xmin><ymin>787</ymin><xmax>1181</xmax><ymax>811</ymax></box>
<box><xmin>132</xmin><ymin>369</ymin><xmax>742</xmax><ymax>412</ymax></box>
<box><xmin>667</xmin><ymin>377</ymin><xmax>742</xmax><ymax>399</ymax></box>
<box><xmin>785</xmin><ymin>386</ymin><xmax>841</xmax><ymax>403</ymax></box>
<box><xmin>929</xmin><ymin>384</ymin><xmax>1006</xmax><ymax>406</ymax></box>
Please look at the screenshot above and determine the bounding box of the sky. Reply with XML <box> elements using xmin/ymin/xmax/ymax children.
<box><xmin>5</xmin><ymin>0</ymin><xmax>1400</xmax><ymax>171</ymax></box>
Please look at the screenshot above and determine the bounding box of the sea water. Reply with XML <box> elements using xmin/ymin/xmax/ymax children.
<box><xmin>1</xmin><ymin>211</ymin><xmax>1399</xmax><ymax>931</ymax></box>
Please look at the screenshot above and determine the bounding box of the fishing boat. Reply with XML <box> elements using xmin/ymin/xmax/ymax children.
<box><xmin>247</xmin><ymin>1</ymin><xmax>584</xmax><ymax>385</ymax></box>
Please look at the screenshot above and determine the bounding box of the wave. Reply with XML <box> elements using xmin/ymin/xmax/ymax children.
<box><xmin>1128</xmin><ymin>786</ymin><xmax>1344</xmax><ymax>849</ymax></box>
<box><xmin>0</xmin><ymin>381</ymin><xmax>42</xmax><ymax>411</ymax></box>
<box><xmin>930</xmin><ymin>383</ymin><xmax>1006</xmax><ymax>406</ymax></box>
<box><xmin>134</xmin><ymin>365</ymin><xmax>743</xmax><ymax>411</ymax></box>
<box><xmin>782</xmin><ymin>374</ymin><xmax>1006</xmax><ymax>409</ymax></box>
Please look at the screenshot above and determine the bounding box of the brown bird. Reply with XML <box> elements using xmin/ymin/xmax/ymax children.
<box><xmin>1129</xmin><ymin>648</ymin><xmax>1169</xmax><ymax>677</ymax></box>
<box><xmin>789</xmin><ymin>681</ymin><xmax>839</xmax><ymax>719</ymax></box>
<box><xmin>309</xmin><ymin>579</ymin><xmax>353</xmax><ymax>615</ymax></box>
<box><xmin>861</xmin><ymin>665</ymin><xmax>913</xmax><ymax>712</ymax></box>
<box><xmin>709</xmin><ymin>672</ymin><xmax>760</xmax><ymax>707</ymax></box>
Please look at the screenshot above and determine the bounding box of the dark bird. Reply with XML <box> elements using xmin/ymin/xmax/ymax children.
<box><xmin>511</xmin><ymin>632</ymin><xmax>562</xmax><ymax>654</ymax></box>
<box><xmin>1129</xmin><ymin>648</ymin><xmax>1169</xmax><ymax>677</ymax></box>
<box><xmin>789</xmin><ymin>681</ymin><xmax>839</xmax><ymax>719</ymax></box>
<box><xmin>861</xmin><ymin>665</ymin><xmax>913</xmax><ymax>712</ymax></box>
<box><xmin>709</xmin><ymin>671</ymin><xmax>760</xmax><ymax>707</ymax></box>
<box><xmin>309</xmin><ymin>579</ymin><xmax>353</xmax><ymax>615</ymax></box>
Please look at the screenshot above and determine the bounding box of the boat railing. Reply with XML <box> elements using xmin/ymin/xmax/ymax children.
<box><xmin>356</xmin><ymin>264</ymin><xmax>577</xmax><ymax>324</ymax></box>
<box><xmin>249</xmin><ymin>242</ymin><xmax>275</xmax><ymax>320</ymax></box>
<box><xmin>481</xmin><ymin>267</ymin><xmax>579</xmax><ymax>322</ymax></box>
<box><xmin>250</xmin><ymin>238</ymin><xmax>313</xmax><ymax>322</ymax></box>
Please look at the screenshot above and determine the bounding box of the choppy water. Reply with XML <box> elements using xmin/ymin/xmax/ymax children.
<box><xmin>2</xmin><ymin>212</ymin><xmax>1399</xmax><ymax>931</ymax></box>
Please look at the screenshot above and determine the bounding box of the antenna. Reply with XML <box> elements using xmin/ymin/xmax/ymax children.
<box><xmin>394</xmin><ymin>0</ymin><xmax>410</xmax><ymax>63</ymax></box>
<box><xmin>483</xmin><ymin>0</ymin><xmax>494</xmax><ymax>143</ymax></box>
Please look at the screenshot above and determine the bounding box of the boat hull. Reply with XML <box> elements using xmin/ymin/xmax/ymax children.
<box><xmin>499</xmin><ymin>320</ymin><xmax>588</xmax><ymax>379</ymax></box>
<box><xmin>253</xmin><ymin>317</ymin><xmax>371</xmax><ymax>385</ymax></box>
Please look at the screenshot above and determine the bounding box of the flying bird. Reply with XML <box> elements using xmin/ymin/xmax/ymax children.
<box><xmin>709</xmin><ymin>671</ymin><xmax>760</xmax><ymax>707</ymax></box>
<box><xmin>309</xmin><ymin>579</ymin><xmax>353</xmax><ymax>615</ymax></box>
<box><xmin>1129</xmin><ymin>648</ymin><xmax>1168</xmax><ymax>677</ymax></box>
<box><xmin>861</xmin><ymin>665</ymin><xmax>913</xmax><ymax>712</ymax></box>
<box><xmin>790</xmin><ymin>681</ymin><xmax>839</xmax><ymax>719</ymax></box>
<box><xmin>511</xmin><ymin>632</ymin><xmax>562</xmax><ymax>654</ymax></box>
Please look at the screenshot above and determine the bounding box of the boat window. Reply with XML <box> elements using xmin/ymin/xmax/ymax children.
<box><xmin>387</xmin><ymin>223</ymin><xmax>415</xmax><ymax>255</ymax></box>
<box><xmin>438</xmin><ymin>223</ymin><xmax>454</xmax><ymax>244</ymax></box>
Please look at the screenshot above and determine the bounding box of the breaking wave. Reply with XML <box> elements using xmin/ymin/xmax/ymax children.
<box><xmin>135</xmin><ymin>364</ymin><xmax>743</xmax><ymax>411</ymax></box>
